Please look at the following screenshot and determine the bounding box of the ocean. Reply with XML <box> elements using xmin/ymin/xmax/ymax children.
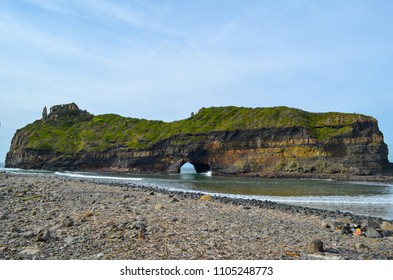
<box><xmin>2</xmin><ymin>166</ymin><xmax>393</xmax><ymax>220</ymax></box>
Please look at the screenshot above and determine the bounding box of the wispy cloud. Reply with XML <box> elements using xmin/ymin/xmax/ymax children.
<box><xmin>1</xmin><ymin>1</ymin><xmax>393</xmax><ymax>160</ymax></box>
<box><xmin>26</xmin><ymin>0</ymin><xmax>66</xmax><ymax>13</ymax></box>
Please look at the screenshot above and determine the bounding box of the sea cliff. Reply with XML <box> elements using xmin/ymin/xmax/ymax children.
<box><xmin>5</xmin><ymin>103</ymin><xmax>391</xmax><ymax>177</ymax></box>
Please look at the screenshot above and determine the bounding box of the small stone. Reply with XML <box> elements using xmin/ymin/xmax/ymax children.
<box><xmin>381</xmin><ymin>221</ymin><xmax>393</xmax><ymax>231</ymax></box>
<box><xmin>15</xmin><ymin>207</ymin><xmax>26</xmax><ymax>213</ymax></box>
<box><xmin>50</xmin><ymin>224</ymin><xmax>63</xmax><ymax>232</ymax></box>
<box><xmin>96</xmin><ymin>252</ymin><xmax>104</xmax><ymax>258</ymax></box>
<box><xmin>122</xmin><ymin>194</ymin><xmax>130</xmax><ymax>199</ymax></box>
<box><xmin>365</xmin><ymin>227</ymin><xmax>382</xmax><ymax>238</ymax></box>
<box><xmin>20</xmin><ymin>247</ymin><xmax>41</xmax><ymax>255</ymax></box>
<box><xmin>20</xmin><ymin>231</ymin><xmax>35</xmax><ymax>238</ymax></box>
<box><xmin>362</xmin><ymin>219</ymin><xmax>380</xmax><ymax>229</ymax></box>
<box><xmin>146</xmin><ymin>225</ymin><xmax>157</xmax><ymax>233</ymax></box>
<box><xmin>37</xmin><ymin>229</ymin><xmax>51</xmax><ymax>242</ymax></box>
<box><xmin>341</xmin><ymin>225</ymin><xmax>352</xmax><ymax>235</ymax></box>
<box><xmin>307</xmin><ymin>239</ymin><xmax>324</xmax><ymax>253</ymax></box>
<box><xmin>62</xmin><ymin>217</ymin><xmax>74</xmax><ymax>227</ymax></box>
<box><xmin>170</xmin><ymin>197</ymin><xmax>179</xmax><ymax>203</ymax></box>
<box><xmin>200</xmin><ymin>194</ymin><xmax>213</xmax><ymax>201</ymax></box>
<box><xmin>154</xmin><ymin>204</ymin><xmax>164</xmax><ymax>211</ymax></box>
<box><xmin>64</xmin><ymin>235</ymin><xmax>75</xmax><ymax>245</ymax></box>
<box><xmin>321</xmin><ymin>221</ymin><xmax>330</xmax><ymax>229</ymax></box>
<box><xmin>338</xmin><ymin>217</ymin><xmax>352</xmax><ymax>225</ymax></box>
<box><xmin>81</xmin><ymin>211</ymin><xmax>94</xmax><ymax>218</ymax></box>
<box><xmin>165</xmin><ymin>231</ymin><xmax>176</xmax><ymax>238</ymax></box>
<box><xmin>170</xmin><ymin>216</ymin><xmax>178</xmax><ymax>222</ymax></box>
<box><xmin>0</xmin><ymin>246</ymin><xmax>8</xmax><ymax>253</ymax></box>
<box><xmin>381</xmin><ymin>231</ymin><xmax>393</xmax><ymax>237</ymax></box>
<box><xmin>11</xmin><ymin>227</ymin><xmax>20</xmax><ymax>233</ymax></box>
<box><xmin>136</xmin><ymin>215</ymin><xmax>144</xmax><ymax>221</ymax></box>
<box><xmin>132</xmin><ymin>220</ymin><xmax>146</xmax><ymax>230</ymax></box>
<box><xmin>0</xmin><ymin>212</ymin><xmax>7</xmax><ymax>220</ymax></box>
<box><xmin>355</xmin><ymin>243</ymin><xmax>367</xmax><ymax>251</ymax></box>
<box><xmin>80</xmin><ymin>216</ymin><xmax>88</xmax><ymax>223</ymax></box>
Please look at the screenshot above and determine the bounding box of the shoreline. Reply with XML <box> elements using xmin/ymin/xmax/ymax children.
<box><xmin>1</xmin><ymin>173</ymin><xmax>393</xmax><ymax>260</ymax></box>
<box><xmin>87</xmin><ymin>175</ymin><xmax>393</xmax><ymax>224</ymax></box>
<box><xmin>2</xmin><ymin>167</ymin><xmax>393</xmax><ymax>221</ymax></box>
<box><xmin>4</xmin><ymin>166</ymin><xmax>393</xmax><ymax>183</ymax></box>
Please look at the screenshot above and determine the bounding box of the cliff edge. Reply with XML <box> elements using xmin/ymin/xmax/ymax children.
<box><xmin>5</xmin><ymin>103</ymin><xmax>391</xmax><ymax>178</ymax></box>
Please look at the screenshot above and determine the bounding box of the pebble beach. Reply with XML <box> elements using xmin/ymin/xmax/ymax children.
<box><xmin>1</xmin><ymin>172</ymin><xmax>393</xmax><ymax>260</ymax></box>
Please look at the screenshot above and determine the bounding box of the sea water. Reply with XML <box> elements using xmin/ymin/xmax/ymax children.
<box><xmin>2</xmin><ymin>167</ymin><xmax>393</xmax><ymax>220</ymax></box>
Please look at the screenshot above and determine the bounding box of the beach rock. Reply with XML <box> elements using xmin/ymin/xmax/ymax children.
<box><xmin>170</xmin><ymin>197</ymin><xmax>180</xmax><ymax>203</ymax></box>
<box><xmin>37</xmin><ymin>229</ymin><xmax>51</xmax><ymax>242</ymax></box>
<box><xmin>64</xmin><ymin>236</ymin><xmax>75</xmax><ymax>245</ymax></box>
<box><xmin>20</xmin><ymin>247</ymin><xmax>41</xmax><ymax>255</ymax></box>
<box><xmin>341</xmin><ymin>225</ymin><xmax>352</xmax><ymax>235</ymax></box>
<box><xmin>381</xmin><ymin>231</ymin><xmax>393</xmax><ymax>237</ymax></box>
<box><xmin>81</xmin><ymin>211</ymin><xmax>94</xmax><ymax>218</ymax></box>
<box><xmin>321</xmin><ymin>221</ymin><xmax>330</xmax><ymax>229</ymax></box>
<box><xmin>165</xmin><ymin>231</ymin><xmax>176</xmax><ymax>238</ymax></box>
<box><xmin>11</xmin><ymin>227</ymin><xmax>20</xmax><ymax>233</ymax></box>
<box><xmin>146</xmin><ymin>225</ymin><xmax>157</xmax><ymax>233</ymax></box>
<box><xmin>62</xmin><ymin>217</ymin><xmax>74</xmax><ymax>227</ymax></box>
<box><xmin>50</xmin><ymin>224</ymin><xmax>63</xmax><ymax>232</ymax></box>
<box><xmin>136</xmin><ymin>215</ymin><xmax>144</xmax><ymax>221</ymax></box>
<box><xmin>338</xmin><ymin>217</ymin><xmax>352</xmax><ymax>225</ymax></box>
<box><xmin>200</xmin><ymin>194</ymin><xmax>213</xmax><ymax>201</ymax></box>
<box><xmin>381</xmin><ymin>221</ymin><xmax>393</xmax><ymax>231</ymax></box>
<box><xmin>132</xmin><ymin>220</ymin><xmax>146</xmax><ymax>230</ymax></box>
<box><xmin>362</xmin><ymin>219</ymin><xmax>380</xmax><ymax>229</ymax></box>
<box><xmin>20</xmin><ymin>230</ymin><xmax>35</xmax><ymax>238</ymax></box>
<box><xmin>307</xmin><ymin>239</ymin><xmax>324</xmax><ymax>253</ymax></box>
<box><xmin>0</xmin><ymin>246</ymin><xmax>8</xmax><ymax>253</ymax></box>
<box><xmin>355</xmin><ymin>243</ymin><xmax>368</xmax><ymax>252</ymax></box>
<box><xmin>154</xmin><ymin>204</ymin><xmax>164</xmax><ymax>211</ymax></box>
<box><xmin>96</xmin><ymin>252</ymin><xmax>104</xmax><ymax>259</ymax></box>
<box><xmin>365</xmin><ymin>227</ymin><xmax>382</xmax><ymax>238</ymax></box>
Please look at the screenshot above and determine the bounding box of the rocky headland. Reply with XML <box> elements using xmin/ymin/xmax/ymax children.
<box><xmin>5</xmin><ymin>103</ymin><xmax>392</xmax><ymax>179</ymax></box>
<box><xmin>1</xmin><ymin>173</ymin><xmax>392</xmax><ymax>260</ymax></box>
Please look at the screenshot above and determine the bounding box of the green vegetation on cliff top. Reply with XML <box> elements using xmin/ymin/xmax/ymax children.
<box><xmin>21</xmin><ymin>106</ymin><xmax>374</xmax><ymax>154</ymax></box>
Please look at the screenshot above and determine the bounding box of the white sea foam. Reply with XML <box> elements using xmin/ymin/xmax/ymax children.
<box><xmin>54</xmin><ymin>172</ymin><xmax>143</xmax><ymax>181</ymax></box>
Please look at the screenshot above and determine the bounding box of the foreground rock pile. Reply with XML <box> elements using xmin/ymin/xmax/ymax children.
<box><xmin>0</xmin><ymin>173</ymin><xmax>392</xmax><ymax>260</ymax></box>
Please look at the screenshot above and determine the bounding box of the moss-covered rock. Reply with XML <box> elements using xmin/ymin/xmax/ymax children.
<box><xmin>5</xmin><ymin>103</ymin><xmax>390</xmax><ymax>177</ymax></box>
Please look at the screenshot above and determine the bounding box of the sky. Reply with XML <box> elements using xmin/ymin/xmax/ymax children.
<box><xmin>1</xmin><ymin>0</ymin><xmax>393</xmax><ymax>162</ymax></box>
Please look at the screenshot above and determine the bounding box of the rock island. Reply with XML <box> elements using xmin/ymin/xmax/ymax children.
<box><xmin>5</xmin><ymin>103</ymin><xmax>392</xmax><ymax>178</ymax></box>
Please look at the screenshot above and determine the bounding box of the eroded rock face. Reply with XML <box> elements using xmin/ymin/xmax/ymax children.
<box><xmin>5</xmin><ymin>104</ymin><xmax>391</xmax><ymax>177</ymax></box>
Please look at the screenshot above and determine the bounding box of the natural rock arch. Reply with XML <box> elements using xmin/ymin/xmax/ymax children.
<box><xmin>168</xmin><ymin>156</ymin><xmax>211</xmax><ymax>174</ymax></box>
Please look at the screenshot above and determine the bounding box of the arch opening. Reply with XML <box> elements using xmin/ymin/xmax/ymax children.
<box><xmin>180</xmin><ymin>162</ymin><xmax>197</xmax><ymax>174</ymax></box>
<box><xmin>192</xmin><ymin>162</ymin><xmax>211</xmax><ymax>173</ymax></box>
<box><xmin>179</xmin><ymin>161</ymin><xmax>211</xmax><ymax>174</ymax></box>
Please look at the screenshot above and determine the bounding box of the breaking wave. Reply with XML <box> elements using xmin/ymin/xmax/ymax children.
<box><xmin>54</xmin><ymin>172</ymin><xmax>143</xmax><ymax>181</ymax></box>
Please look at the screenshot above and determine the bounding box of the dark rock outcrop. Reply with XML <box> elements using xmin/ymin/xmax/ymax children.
<box><xmin>5</xmin><ymin>103</ymin><xmax>392</xmax><ymax>178</ymax></box>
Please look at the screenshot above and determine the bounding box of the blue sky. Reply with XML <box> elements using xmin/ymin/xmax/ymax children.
<box><xmin>1</xmin><ymin>0</ymin><xmax>393</xmax><ymax>162</ymax></box>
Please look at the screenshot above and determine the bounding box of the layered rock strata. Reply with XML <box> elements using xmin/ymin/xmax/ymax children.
<box><xmin>5</xmin><ymin>103</ymin><xmax>391</xmax><ymax>177</ymax></box>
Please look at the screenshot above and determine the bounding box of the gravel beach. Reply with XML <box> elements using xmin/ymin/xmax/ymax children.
<box><xmin>1</xmin><ymin>172</ymin><xmax>392</xmax><ymax>260</ymax></box>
